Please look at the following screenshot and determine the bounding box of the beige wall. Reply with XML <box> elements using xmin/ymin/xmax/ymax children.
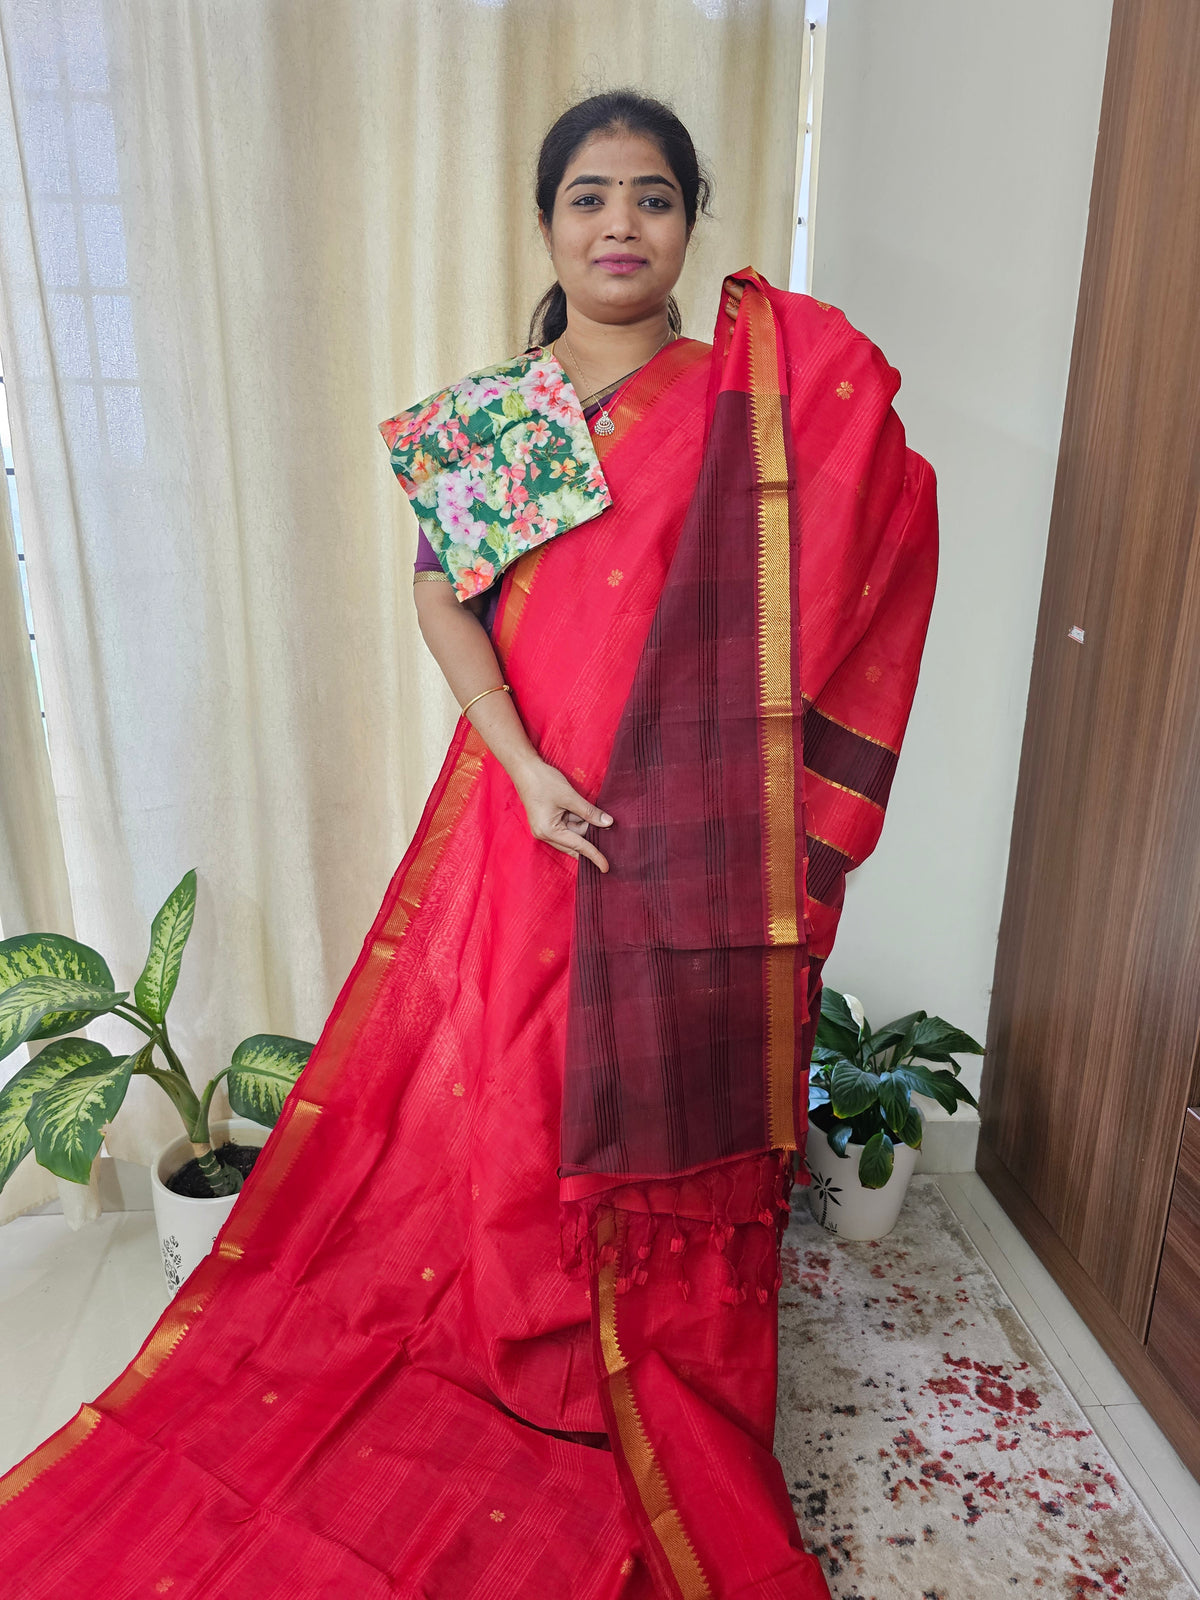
<box><xmin>811</xmin><ymin>1</ymin><xmax>1114</xmax><ymax>1094</ymax></box>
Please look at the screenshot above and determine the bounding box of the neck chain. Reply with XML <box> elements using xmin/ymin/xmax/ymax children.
<box><xmin>557</xmin><ymin>327</ymin><xmax>673</xmax><ymax>436</ymax></box>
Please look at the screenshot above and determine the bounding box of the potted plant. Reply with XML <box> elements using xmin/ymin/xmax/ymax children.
<box><xmin>805</xmin><ymin>986</ymin><xmax>983</xmax><ymax>1240</ymax></box>
<box><xmin>0</xmin><ymin>870</ymin><xmax>313</xmax><ymax>1291</ymax></box>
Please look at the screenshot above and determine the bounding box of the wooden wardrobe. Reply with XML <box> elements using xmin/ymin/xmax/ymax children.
<box><xmin>978</xmin><ymin>0</ymin><xmax>1200</xmax><ymax>1475</ymax></box>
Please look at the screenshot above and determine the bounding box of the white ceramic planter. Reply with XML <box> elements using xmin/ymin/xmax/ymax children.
<box><xmin>150</xmin><ymin>1117</ymin><xmax>271</xmax><ymax>1294</ymax></box>
<box><xmin>804</xmin><ymin>1123</ymin><xmax>919</xmax><ymax>1241</ymax></box>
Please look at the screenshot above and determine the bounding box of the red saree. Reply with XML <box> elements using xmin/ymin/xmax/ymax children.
<box><xmin>0</xmin><ymin>272</ymin><xmax>937</xmax><ymax>1599</ymax></box>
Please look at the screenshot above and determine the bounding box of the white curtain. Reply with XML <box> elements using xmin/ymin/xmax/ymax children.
<box><xmin>0</xmin><ymin>0</ymin><xmax>807</xmax><ymax>1224</ymax></box>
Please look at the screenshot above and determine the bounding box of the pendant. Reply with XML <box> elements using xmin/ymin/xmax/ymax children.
<box><xmin>594</xmin><ymin>411</ymin><xmax>615</xmax><ymax>436</ymax></box>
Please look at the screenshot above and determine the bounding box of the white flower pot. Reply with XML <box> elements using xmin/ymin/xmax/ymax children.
<box><xmin>150</xmin><ymin>1117</ymin><xmax>271</xmax><ymax>1294</ymax></box>
<box><xmin>804</xmin><ymin>1122</ymin><xmax>919</xmax><ymax>1241</ymax></box>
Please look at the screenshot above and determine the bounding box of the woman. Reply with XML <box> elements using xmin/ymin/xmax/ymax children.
<box><xmin>0</xmin><ymin>93</ymin><xmax>937</xmax><ymax>1599</ymax></box>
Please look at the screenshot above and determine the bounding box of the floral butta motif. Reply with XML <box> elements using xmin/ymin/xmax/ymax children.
<box><xmin>379</xmin><ymin>349</ymin><xmax>613</xmax><ymax>601</ymax></box>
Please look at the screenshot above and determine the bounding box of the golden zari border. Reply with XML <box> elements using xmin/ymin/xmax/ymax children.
<box><xmin>743</xmin><ymin>282</ymin><xmax>802</xmax><ymax>1149</ymax></box>
<box><xmin>806</xmin><ymin>825</ymin><xmax>858</xmax><ymax>861</ymax></box>
<box><xmin>494</xmin><ymin>545</ymin><xmax>547</xmax><ymax>660</ymax></box>
<box><xmin>0</xmin><ymin>1406</ymin><xmax>101</xmax><ymax>1512</ymax></box>
<box><xmin>804</xmin><ymin>764</ymin><xmax>885</xmax><ymax>814</ymax></box>
<box><xmin>596</xmin><ymin>1210</ymin><xmax>713</xmax><ymax>1600</ymax></box>
<box><xmin>804</xmin><ymin>695</ymin><xmax>899</xmax><ymax>754</ymax></box>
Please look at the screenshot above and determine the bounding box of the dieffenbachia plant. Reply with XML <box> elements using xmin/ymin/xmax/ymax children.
<box><xmin>0</xmin><ymin>871</ymin><xmax>313</xmax><ymax>1200</ymax></box>
<box><xmin>808</xmin><ymin>986</ymin><xmax>984</xmax><ymax>1188</ymax></box>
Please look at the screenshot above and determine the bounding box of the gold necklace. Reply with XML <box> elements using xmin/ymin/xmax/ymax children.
<box><xmin>557</xmin><ymin>327</ymin><xmax>673</xmax><ymax>436</ymax></box>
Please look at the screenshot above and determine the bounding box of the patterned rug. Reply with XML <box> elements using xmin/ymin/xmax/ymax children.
<box><xmin>776</xmin><ymin>1177</ymin><xmax>1198</xmax><ymax>1599</ymax></box>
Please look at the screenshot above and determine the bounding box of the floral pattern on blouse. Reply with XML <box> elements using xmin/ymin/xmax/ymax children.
<box><xmin>379</xmin><ymin>349</ymin><xmax>613</xmax><ymax>601</ymax></box>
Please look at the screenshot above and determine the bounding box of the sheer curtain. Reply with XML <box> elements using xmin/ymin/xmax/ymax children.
<box><xmin>0</xmin><ymin>0</ymin><xmax>806</xmax><ymax>1224</ymax></box>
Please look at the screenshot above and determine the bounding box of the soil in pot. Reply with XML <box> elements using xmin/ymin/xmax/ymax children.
<box><xmin>165</xmin><ymin>1139</ymin><xmax>263</xmax><ymax>1198</ymax></box>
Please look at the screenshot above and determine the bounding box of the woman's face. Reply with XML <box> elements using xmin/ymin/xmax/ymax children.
<box><xmin>540</xmin><ymin>129</ymin><xmax>690</xmax><ymax>327</ymax></box>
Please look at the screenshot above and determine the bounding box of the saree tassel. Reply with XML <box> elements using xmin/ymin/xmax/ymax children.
<box><xmin>757</xmin><ymin>1162</ymin><xmax>779</xmax><ymax>1231</ymax></box>
<box><xmin>718</xmin><ymin>1244</ymin><xmax>748</xmax><ymax>1307</ymax></box>
<box><xmin>667</xmin><ymin>1193</ymin><xmax>691</xmax><ymax>1301</ymax></box>
<box><xmin>774</xmin><ymin>1152</ymin><xmax>796</xmax><ymax>1229</ymax></box>
<box><xmin>632</xmin><ymin>1213</ymin><xmax>656</xmax><ymax>1286</ymax></box>
<box><xmin>616</xmin><ymin>1209</ymin><xmax>652</xmax><ymax>1293</ymax></box>
<box><xmin>706</xmin><ymin>1166</ymin><xmax>735</xmax><ymax>1256</ymax></box>
<box><xmin>557</xmin><ymin>1199</ymin><xmax>598</xmax><ymax>1280</ymax></box>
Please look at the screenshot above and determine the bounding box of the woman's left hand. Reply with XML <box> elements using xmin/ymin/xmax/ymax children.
<box><xmin>724</xmin><ymin>279</ymin><xmax>744</xmax><ymax>321</ymax></box>
<box><xmin>512</xmin><ymin>756</ymin><xmax>614</xmax><ymax>872</ymax></box>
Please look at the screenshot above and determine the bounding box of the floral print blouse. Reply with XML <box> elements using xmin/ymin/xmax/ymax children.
<box><xmin>379</xmin><ymin>348</ymin><xmax>613</xmax><ymax>602</ymax></box>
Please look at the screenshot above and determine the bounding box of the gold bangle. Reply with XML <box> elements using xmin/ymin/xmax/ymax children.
<box><xmin>459</xmin><ymin>683</ymin><xmax>511</xmax><ymax>717</ymax></box>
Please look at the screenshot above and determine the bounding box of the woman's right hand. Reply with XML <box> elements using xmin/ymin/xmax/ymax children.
<box><xmin>513</xmin><ymin>757</ymin><xmax>613</xmax><ymax>872</ymax></box>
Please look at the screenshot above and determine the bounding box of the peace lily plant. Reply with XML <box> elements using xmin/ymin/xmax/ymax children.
<box><xmin>0</xmin><ymin>871</ymin><xmax>313</xmax><ymax>1202</ymax></box>
<box><xmin>808</xmin><ymin>986</ymin><xmax>984</xmax><ymax>1188</ymax></box>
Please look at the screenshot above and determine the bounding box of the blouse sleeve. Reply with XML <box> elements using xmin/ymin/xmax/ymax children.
<box><xmin>413</xmin><ymin>523</ymin><xmax>450</xmax><ymax>579</ymax></box>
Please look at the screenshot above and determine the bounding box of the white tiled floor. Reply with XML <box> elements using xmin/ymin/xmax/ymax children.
<box><xmin>2</xmin><ymin>1174</ymin><xmax>1199</xmax><ymax>1588</ymax></box>
<box><xmin>936</xmin><ymin>1172</ymin><xmax>1200</xmax><ymax>1587</ymax></box>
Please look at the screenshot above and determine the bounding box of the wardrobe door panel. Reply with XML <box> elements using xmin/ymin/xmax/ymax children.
<box><xmin>979</xmin><ymin>0</ymin><xmax>1200</xmax><ymax>1338</ymax></box>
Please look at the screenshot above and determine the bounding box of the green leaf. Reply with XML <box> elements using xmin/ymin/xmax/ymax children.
<box><xmin>829</xmin><ymin>1120</ymin><xmax>855</xmax><ymax>1157</ymax></box>
<box><xmin>916</xmin><ymin>1067</ymin><xmax>978</xmax><ymax>1112</ymax></box>
<box><xmin>134</xmin><ymin>870</ymin><xmax>197</xmax><ymax>1024</ymax></box>
<box><xmin>226</xmin><ymin>1034</ymin><xmax>313</xmax><ymax>1128</ymax></box>
<box><xmin>0</xmin><ymin>934</ymin><xmax>115</xmax><ymax>1045</ymax></box>
<box><xmin>815</xmin><ymin>987</ymin><xmax>861</xmax><ymax>1059</ymax></box>
<box><xmin>950</xmin><ymin>1076</ymin><xmax>980</xmax><ymax>1111</ymax></box>
<box><xmin>0</xmin><ymin>975</ymin><xmax>127</xmax><ymax>1065</ymax></box>
<box><xmin>808</xmin><ymin>1080</ymin><xmax>831</xmax><ymax>1110</ymax></box>
<box><xmin>911</xmin><ymin>1017</ymin><xmax>985</xmax><ymax>1059</ymax></box>
<box><xmin>898</xmin><ymin>1105</ymin><xmax>924</xmax><ymax>1149</ymax></box>
<box><xmin>865</xmin><ymin>1009</ymin><xmax>926</xmax><ymax>1054</ymax></box>
<box><xmin>877</xmin><ymin>1071</ymin><xmax>913</xmax><ymax>1136</ymax></box>
<box><xmin>890</xmin><ymin>1015</ymin><xmax>925</xmax><ymax>1070</ymax></box>
<box><xmin>501</xmin><ymin>390</ymin><xmax>531</xmax><ymax>421</ymax></box>
<box><xmin>858</xmin><ymin>1129</ymin><xmax>895</xmax><ymax>1189</ymax></box>
<box><xmin>819</xmin><ymin>987</ymin><xmax>859</xmax><ymax>1031</ymax></box>
<box><xmin>0</xmin><ymin>1040</ymin><xmax>117</xmax><ymax>1192</ymax></box>
<box><xmin>26</xmin><ymin>1047</ymin><xmax>135</xmax><ymax>1183</ymax></box>
<box><xmin>890</xmin><ymin>1061</ymin><xmax>959</xmax><ymax>1114</ymax></box>
<box><xmin>829</xmin><ymin>1059</ymin><xmax>881</xmax><ymax>1120</ymax></box>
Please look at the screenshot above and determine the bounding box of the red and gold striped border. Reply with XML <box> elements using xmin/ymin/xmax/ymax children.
<box><xmin>596</xmin><ymin>1210</ymin><xmax>712</xmax><ymax>1599</ymax></box>
<box><xmin>742</xmin><ymin>277</ymin><xmax>802</xmax><ymax>1149</ymax></box>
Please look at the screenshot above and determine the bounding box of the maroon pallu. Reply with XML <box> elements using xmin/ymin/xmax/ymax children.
<box><xmin>0</xmin><ymin>273</ymin><xmax>936</xmax><ymax>1598</ymax></box>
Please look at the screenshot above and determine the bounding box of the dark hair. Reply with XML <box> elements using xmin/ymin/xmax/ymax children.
<box><xmin>527</xmin><ymin>90</ymin><xmax>713</xmax><ymax>347</ymax></box>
